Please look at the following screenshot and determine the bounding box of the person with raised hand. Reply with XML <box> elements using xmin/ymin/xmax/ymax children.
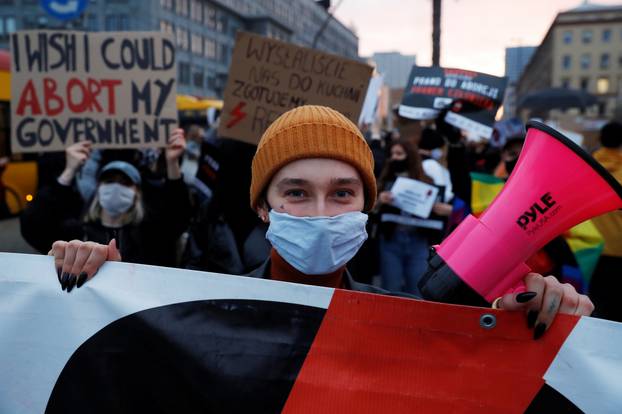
<box><xmin>24</xmin><ymin>129</ymin><xmax>191</xmax><ymax>291</ymax></box>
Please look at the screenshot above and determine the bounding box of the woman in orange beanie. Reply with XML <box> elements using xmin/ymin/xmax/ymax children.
<box><xmin>49</xmin><ymin>105</ymin><xmax>593</xmax><ymax>338</ymax></box>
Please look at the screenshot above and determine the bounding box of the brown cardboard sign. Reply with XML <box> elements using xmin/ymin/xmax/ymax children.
<box><xmin>10</xmin><ymin>31</ymin><xmax>177</xmax><ymax>153</ymax></box>
<box><xmin>218</xmin><ymin>32</ymin><xmax>373</xmax><ymax>145</ymax></box>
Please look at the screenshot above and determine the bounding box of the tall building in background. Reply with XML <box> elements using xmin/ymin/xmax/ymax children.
<box><xmin>505</xmin><ymin>46</ymin><xmax>537</xmax><ymax>84</ymax></box>
<box><xmin>367</xmin><ymin>52</ymin><xmax>416</xmax><ymax>89</ymax></box>
<box><xmin>0</xmin><ymin>0</ymin><xmax>359</xmax><ymax>97</ymax></box>
<box><xmin>503</xmin><ymin>46</ymin><xmax>536</xmax><ymax>118</ymax></box>
<box><xmin>517</xmin><ymin>2</ymin><xmax>622</xmax><ymax>118</ymax></box>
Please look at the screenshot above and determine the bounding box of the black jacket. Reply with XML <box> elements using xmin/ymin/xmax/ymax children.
<box><xmin>20</xmin><ymin>178</ymin><xmax>191</xmax><ymax>267</ymax></box>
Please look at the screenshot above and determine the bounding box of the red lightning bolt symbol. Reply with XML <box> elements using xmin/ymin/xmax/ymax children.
<box><xmin>226</xmin><ymin>102</ymin><xmax>247</xmax><ymax>128</ymax></box>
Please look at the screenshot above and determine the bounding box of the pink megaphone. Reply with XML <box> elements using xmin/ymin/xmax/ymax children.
<box><xmin>419</xmin><ymin>120</ymin><xmax>622</xmax><ymax>306</ymax></box>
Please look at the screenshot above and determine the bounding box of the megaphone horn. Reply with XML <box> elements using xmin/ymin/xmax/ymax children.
<box><xmin>419</xmin><ymin>120</ymin><xmax>622</xmax><ymax>306</ymax></box>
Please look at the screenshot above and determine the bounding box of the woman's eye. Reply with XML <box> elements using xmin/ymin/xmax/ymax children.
<box><xmin>334</xmin><ymin>190</ymin><xmax>354</xmax><ymax>198</ymax></box>
<box><xmin>284</xmin><ymin>189</ymin><xmax>305</xmax><ymax>198</ymax></box>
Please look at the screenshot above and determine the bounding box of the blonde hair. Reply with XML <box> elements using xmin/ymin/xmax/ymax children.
<box><xmin>85</xmin><ymin>187</ymin><xmax>145</xmax><ymax>226</ymax></box>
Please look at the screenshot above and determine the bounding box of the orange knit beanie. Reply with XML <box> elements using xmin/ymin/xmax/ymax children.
<box><xmin>250</xmin><ymin>105</ymin><xmax>376</xmax><ymax>210</ymax></box>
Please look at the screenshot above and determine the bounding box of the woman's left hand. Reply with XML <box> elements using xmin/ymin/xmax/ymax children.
<box><xmin>496</xmin><ymin>273</ymin><xmax>594</xmax><ymax>340</ymax></box>
<box><xmin>165</xmin><ymin>128</ymin><xmax>186</xmax><ymax>180</ymax></box>
<box><xmin>165</xmin><ymin>128</ymin><xmax>186</xmax><ymax>163</ymax></box>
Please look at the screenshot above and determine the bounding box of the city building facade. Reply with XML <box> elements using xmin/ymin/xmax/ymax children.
<box><xmin>503</xmin><ymin>46</ymin><xmax>537</xmax><ymax>118</ymax></box>
<box><xmin>366</xmin><ymin>52</ymin><xmax>416</xmax><ymax>89</ymax></box>
<box><xmin>505</xmin><ymin>46</ymin><xmax>536</xmax><ymax>84</ymax></box>
<box><xmin>0</xmin><ymin>0</ymin><xmax>359</xmax><ymax>97</ymax></box>
<box><xmin>517</xmin><ymin>2</ymin><xmax>622</xmax><ymax>117</ymax></box>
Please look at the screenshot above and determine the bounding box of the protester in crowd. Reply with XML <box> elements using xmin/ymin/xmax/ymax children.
<box><xmin>48</xmin><ymin>105</ymin><xmax>593</xmax><ymax>338</ymax></box>
<box><xmin>375</xmin><ymin>134</ymin><xmax>452</xmax><ymax>295</ymax></box>
<box><xmin>589</xmin><ymin>121</ymin><xmax>622</xmax><ymax>322</ymax></box>
<box><xmin>182</xmin><ymin>137</ymin><xmax>270</xmax><ymax>275</ymax></box>
<box><xmin>22</xmin><ymin>130</ymin><xmax>191</xmax><ymax>290</ymax></box>
<box><xmin>435</xmin><ymin>108</ymin><xmax>471</xmax><ymax>204</ymax></box>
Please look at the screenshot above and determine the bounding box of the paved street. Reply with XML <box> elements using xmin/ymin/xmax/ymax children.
<box><xmin>0</xmin><ymin>216</ymin><xmax>37</xmax><ymax>254</ymax></box>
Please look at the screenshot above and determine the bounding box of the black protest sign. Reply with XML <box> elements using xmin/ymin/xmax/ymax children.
<box><xmin>399</xmin><ymin>67</ymin><xmax>507</xmax><ymax>139</ymax></box>
<box><xmin>218</xmin><ymin>32</ymin><xmax>373</xmax><ymax>145</ymax></box>
<box><xmin>10</xmin><ymin>31</ymin><xmax>177</xmax><ymax>153</ymax></box>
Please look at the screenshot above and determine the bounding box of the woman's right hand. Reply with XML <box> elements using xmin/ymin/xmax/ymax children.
<box><xmin>58</xmin><ymin>141</ymin><xmax>92</xmax><ymax>185</ymax></box>
<box><xmin>48</xmin><ymin>239</ymin><xmax>122</xmax><ymax>293</ymax></box>
<box><xmin>378</xmin><ymin>191</ymin><xmax>394</xmax><ymax>205</ymax></box>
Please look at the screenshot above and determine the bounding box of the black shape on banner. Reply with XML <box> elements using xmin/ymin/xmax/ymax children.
<box><xmin>525</xmin><ymin>384</ymin><xmax>584</xmax><ymax>414</ymax></box>
<box><xmin>46</xmin><ymin>300</ymin><xmax>326</xmax><ymax>413</ymax></box>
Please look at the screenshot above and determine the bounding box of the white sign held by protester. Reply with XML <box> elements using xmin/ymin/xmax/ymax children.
<box><xmin>390</xmin><ymin>176</ymin><xmax>439</xmax><ymax>218</ymax></box>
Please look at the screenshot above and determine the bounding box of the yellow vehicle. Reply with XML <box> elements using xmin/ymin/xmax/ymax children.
<box><xmin>0</xmin><ymin>49</ymin><xmax>37</xmax><ymax>218</ymax></box>
<box><xmin>0</xmin><ymin>48</ymin><xmax>222</xmax><ymax>217</ymax></box>
<box><xmin>177</xmin><ymin>94</ymin><xmax>223</xmax><ymax>128</ymax></box>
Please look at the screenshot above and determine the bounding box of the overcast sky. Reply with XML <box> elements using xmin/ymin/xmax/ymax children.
<box><xmin>333</xmin><ymin>0</ymin><xmax>622</xmax><ymax>76</ymax></box>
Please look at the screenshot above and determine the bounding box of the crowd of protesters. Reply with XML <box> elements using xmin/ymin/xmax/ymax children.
<box><xmin>14</xmin><ymin>104</ymin><xmax>621</xmax><ymax>325</ymax></box>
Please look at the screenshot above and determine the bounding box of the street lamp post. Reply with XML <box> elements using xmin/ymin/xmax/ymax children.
<box><xmin>432</xmin><ymin>0</ymin><xmax>441</xmax><ymax>66</ymax></box>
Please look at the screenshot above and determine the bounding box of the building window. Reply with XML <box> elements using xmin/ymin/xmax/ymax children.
<box><xmin>204</xmin><ymin>37</ymin><xmax>217</xmax><ymax>59</ymax></box>
<box><xmin>178</xmin><ymin>62</ymin><xmax>191</xmax><ymax>85</ymax></box>
<box><xmin>602</xmin><ymin>28</ymin><xmax>612</xmax><ymax>43</ymax></box>
<box><xmin>105</xmin><ymin>15</ymin><xmax>129</xmax><ymax>31</ymax></box>
<box><xmin>206</xmin><ymin>75</ymin><xmax>216</xmax><ymax>91</ymax></box>
<box><xmin>160</xmin><ymin>20</ymin><xmax>174</xmax><ymax>35</ymax></box>
<box><xmin>176</xmin><ymin>0</ymin><xmax>189</xmax><ymax>16</ymax></box>
<box><xmin>190</xmin><ymin>0</ymin><xmax>203</xmax><ymax>22</ymax></box>
<box><xmin>193</xmin><ymin>67</ymin><xmax>204</xmax><ymax>88</ymax></box>
<box><xmin>561</xmin><ymin>78</ymin><xmax>571</xmax><ymax>89</ymax></box>
<box><xmin>563</xmin><ymin>30</ymin><xmax>573</xmax><ymax>44</ymax></box>
<box><xmin>160</xmin><ymin>0</ymin><xmax>173</xmax><ymax>9</ymax></box>
<box><xmin>204</xmin><ymin>4</ymin><xmax>217</xmax><ymax>30</ymax></box>
<box><xmin>86</xmin><ymin>14</ymin><xmax>98</xmax><ymax>31</ymax></box>
<box><xmin>216</xmin><ymin>10</ymin><xmax>227</xmax><ymax>33</ymax></box>
<box><xmin>191</xmin><ymin>33</ymin><xmax>202</xmax><ymax>55</ymax></box>
<box><xmin>220</xmin><ymin>44</ymin><xmax>228</xmax><ymax>63</ymax></box>
<box><xmin>580</xmin><ymin>53</ymin><xmax>591</xmax><ymax>70</ymax></box>
<box><xmin>580</xmin><ymin>77</ymin><xmax>589</xmax><ymax>91</ymax></box>
<box><xmin>562</xmin><ymin>54</ymin><xmax>572</xmax><ymax>70</ymax></box>
<box><xmin>600</xmin><ymin>53</ymin><xmax>610</xmax><ymax>70</ymax></box>
<box><xmin>176</xmin><ymin>27</ymin><xmax>189</xmax><ymax>50</ymax></box>
<box><xmin>596</xmin><ymin>77</ymin><xmax>609</xmax><ymax>94</ymax></box>
<box><xmin>0</xmin><ymin>16</ymin><xmax>16</xmax><ymax>36</ymax></box>
<box><xmin>581</xmin><ymin>29</ymin><xmax>592</xmax><ymax>44</ymax></box>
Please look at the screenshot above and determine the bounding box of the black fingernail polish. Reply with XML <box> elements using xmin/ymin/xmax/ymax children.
<box><xmin>534</xmin><ymin>323</ymin><xmax>547</xmax><ymax>340</ymax></box>
<box><xmin>66</xmin><ymin>275</ymin><xmax>77</xmax><ymax>293</ymax></box>
<box><xmin>527</xmin><ymin>310</ymin><xmax>538</xmax><ymax>329</ymax></box>
<box><xmin>76</xmin><ymin>272</ymin><xmax>87</xmax><ymax>288</ymax></box>
<box><xmin>516</xmin><ymin>292</ymin><xmax>537</xmax><ymax>303</ymax></box>
<box><xmin>56</xmin><ymin>267</ymin><xmax>62</xmax><ymax>282</ymax></box>
<box><xmin>60</xmin><ymin>272</ymin><xmax>69</xmax><ymax>290</ymax></box>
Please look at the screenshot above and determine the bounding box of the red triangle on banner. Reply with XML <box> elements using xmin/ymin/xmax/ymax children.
<box><xmin>283</xmin><ymin>290</ymin><xmax>578</xmax><ymax>413</ymax></box>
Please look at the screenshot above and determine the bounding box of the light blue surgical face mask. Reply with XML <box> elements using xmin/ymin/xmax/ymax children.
<box><xmin>265</xmin><ymin>210</ymin><xmax>368</xmax><ymax>275</ymax></box>
<box><xmin>98</xmin><ymin>183</ymin><xmax>135</xmax><ymax>217</ymax></box>
<box><xmin>430</xmin><ymin>148</ymin><xmax>444</xmax><ymax>161</ymax></box>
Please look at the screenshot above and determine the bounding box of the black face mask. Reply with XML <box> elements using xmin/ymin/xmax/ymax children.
<box><xmin>505</xmin><ymin>158</ymin><xmax>518</xmax><ymax>175</ymax></box>
<box><xmin>390</xmin><ymin>158</ymin><xmax>408</xmax><ymax>173</ymax></box>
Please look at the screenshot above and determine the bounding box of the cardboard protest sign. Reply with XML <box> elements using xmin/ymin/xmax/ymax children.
<box><xmin>358</xmin><ymin>73</ymin><xmax>383</xmax><ymax>125</ymax></box>
<box><xmin>399</xmin><ymin>66</ymin><xmax>507</xmax><ymax>139</ymax></box>
<box><xmin>2</xmin><ymin>253</ymin><xmax>621</xmax><ymax>413</ymax></box>
<box><xmin>10</xmin><ymin>31</ymin><xmax>177</xmax><ymax>153</ymax></box>
<box><xmin>218</xmin><ymin>32</ymin><xmax>373</xmax><ymax>145</ymax></box>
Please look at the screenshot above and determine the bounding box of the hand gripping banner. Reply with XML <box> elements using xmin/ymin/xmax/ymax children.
<box><xmin>0</xmin><ymin>253</ymin><xmax>620</xmax><ymax>413</ymax></box>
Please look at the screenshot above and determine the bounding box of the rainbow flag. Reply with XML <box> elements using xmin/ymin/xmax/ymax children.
<box><xmin>470</xmin><ymin>172</ymin><xmax>505</xmax><ymax>217</ymax></box>
<box><xmin>469</xmin><ymin>173</ymin><xmax>604</xmax><ymax>293</ymax></box>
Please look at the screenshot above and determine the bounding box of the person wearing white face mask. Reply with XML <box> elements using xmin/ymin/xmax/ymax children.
<box><xmin>49</xmin><ymin>106</ymin><xmax>594</xmax><ymax>340</ymax></box>
<box><xmin>21</xmin><ymin>129</ymin><xmax>191</xmax><ymax>292</ymax></box>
